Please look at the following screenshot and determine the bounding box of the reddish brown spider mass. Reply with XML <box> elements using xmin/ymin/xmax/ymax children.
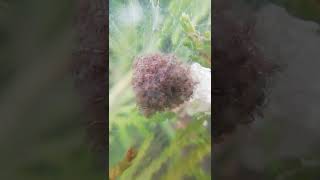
<box><xmin>132</xmin><ymin>53</ymin><xmax>195</xmax><ymax>117</ymax></box>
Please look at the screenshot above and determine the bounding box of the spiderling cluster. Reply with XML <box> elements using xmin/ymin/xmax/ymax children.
<box><xmin>132</xmin><ymin>53</ymin><xmax>195</xmax><ymax>117</ymax></box>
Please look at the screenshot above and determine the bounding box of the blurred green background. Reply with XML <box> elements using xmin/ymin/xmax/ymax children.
<box><xmin>0</xmin><ymin>0</ymin><xmax>104</xmax><ymax>179</ymax></box>
<box><xmin>214</xmin><ymin>1</ymin><xmax>320</xmax><ymax>180</ymax></box>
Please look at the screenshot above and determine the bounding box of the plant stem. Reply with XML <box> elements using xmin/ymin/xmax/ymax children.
<box><xmin>109</xmin><ymin>71</ymin><xmax>132</xmax><ymax>112</ymax></box>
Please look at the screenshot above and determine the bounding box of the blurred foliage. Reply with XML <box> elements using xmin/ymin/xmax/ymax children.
<box><xmin>109</xmin><ymin>0</ymin><xmax>211</xmax><ymax>179</ymax></box>
<box><xmin>246</xmin><ymin>0</ymin><xmax>320</xmax><ymax>23</ymax></box>
<box><xmin>119</xmin><ymin>113</ymin><xmax>211</xmax><ymax>180</ymax></box>
<box><xmin>213</xmin><ymin>1</ymin><xmax>320</xmax><ymax>180</ymax></box>
<box><xmin>180</xmin><ymin>13</ymin><xmax>211</xmax><ymax>68</ymax></box>
<box><xmin>272</xmin><ymin>0</ymin><xmax>320</xmax><ymax>23</ymax></box>
<box><xmin>0</xmin><ymin>0</ymin><xmax>105</xmax><ymax>179</ymax></box>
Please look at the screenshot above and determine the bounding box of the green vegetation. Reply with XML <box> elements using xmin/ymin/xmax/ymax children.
<box><xmin>109</xmin><ymin>0</ymin><xmax>211</xmax><ymax>179</ymax></box>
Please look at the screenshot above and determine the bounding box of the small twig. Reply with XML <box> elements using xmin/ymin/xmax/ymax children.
<box><xmin>199</xmin><ymin>51</ymin><xmax>211</xmax><ymax>65</ymax></box>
